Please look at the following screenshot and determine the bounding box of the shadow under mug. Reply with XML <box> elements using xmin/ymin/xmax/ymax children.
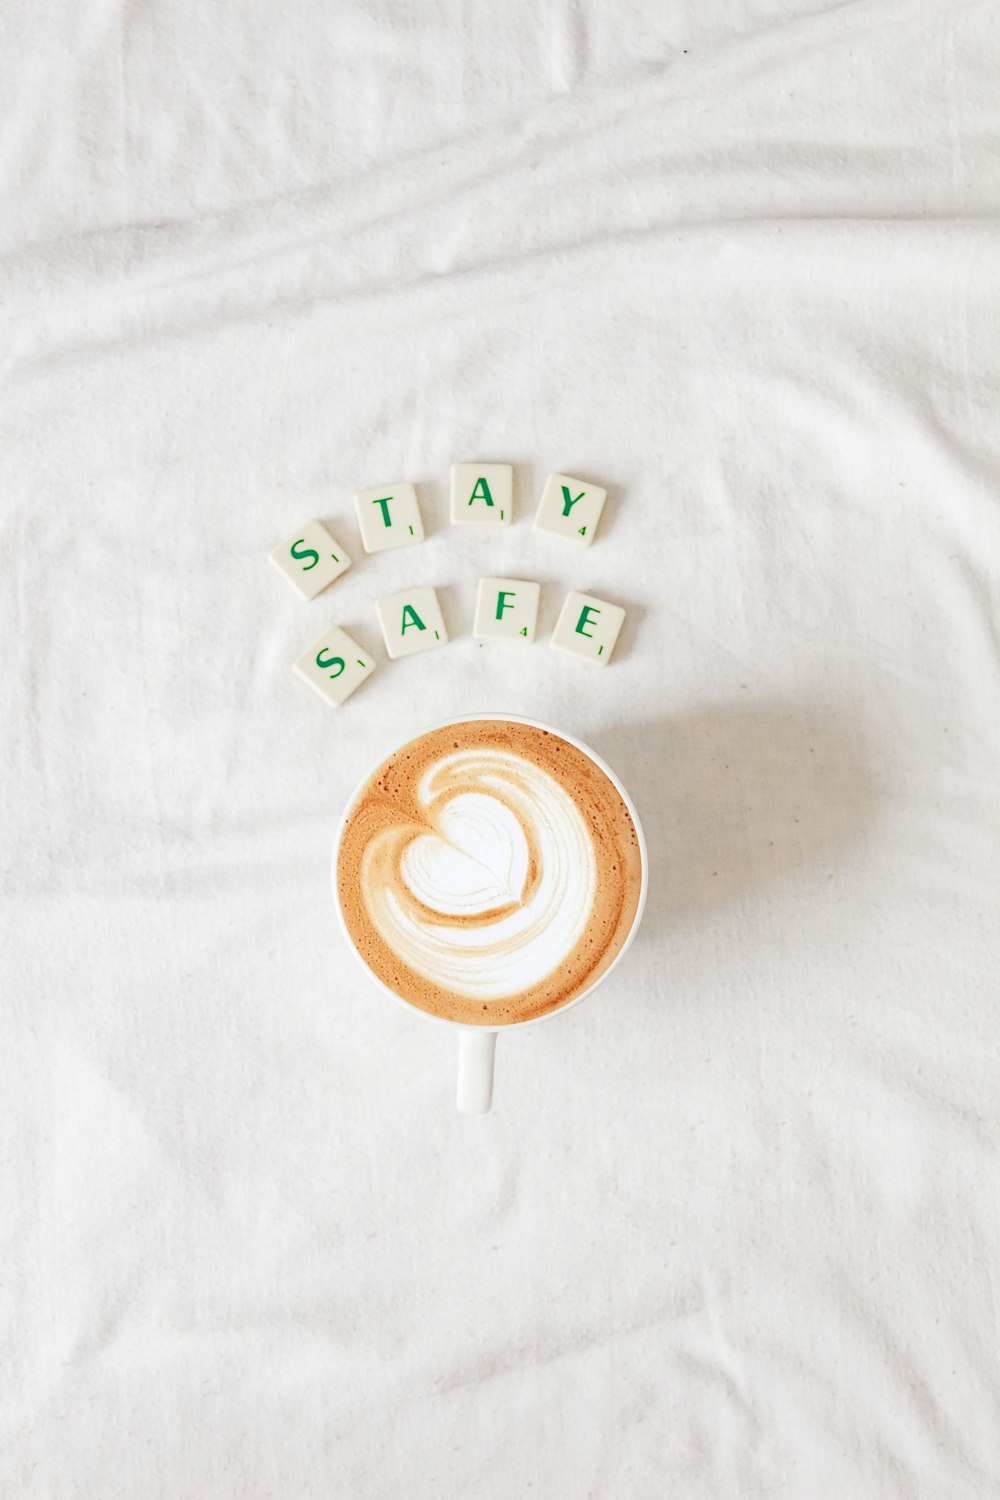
<box><xmin>331</xmin><ymin>713</ymin><xmax>649</xmax><ymax>1113</ymax></box>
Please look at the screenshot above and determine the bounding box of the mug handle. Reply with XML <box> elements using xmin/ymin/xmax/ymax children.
<box><xmin>457</xmin><ymin>1029</ymin><xmax>497</xmax><ymax>1114</ymax></box>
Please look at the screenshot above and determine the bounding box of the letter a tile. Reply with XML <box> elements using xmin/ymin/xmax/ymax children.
<box><xmin>376</xmin><ymin>586</ymin><xmax>449</xmax><ymax>659</ymax></box>
<box><xmin>450</xmin><ymin>463</ymin><xmax>513</xmax><ymax>526</ymax></box>
<box><xmin>551</xmin><ymin>590</ymin><xmax>625</xmax><ymax>666</ymax></box>
<box><xmin>269</xmin><ymin>519</ymin><xmax>352</xmax><ymax>600</ymax></box>
<box><xmin>533</xmin><ymin>473</ymin><xmax>607</xmax><ymax>548</ymax></box>
<box><xmin>354</xmin><ymin>482</ymin><xmax>425</xmax><ymax>553</ymax></box>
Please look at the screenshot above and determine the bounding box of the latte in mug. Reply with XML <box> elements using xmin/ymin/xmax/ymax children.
<box><xmin>336</xmin><ymin>718</ymin><xmax>643</xmax><ymax>1026</ymax></box>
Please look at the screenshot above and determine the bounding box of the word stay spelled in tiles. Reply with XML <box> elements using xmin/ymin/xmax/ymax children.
<box><xmin>533</xmin><ymin>473</ymin><xmax>607</xmax><ymax>548</ymax></box>
<box><xmin>294</xmin><ymin>625</ymin><xmax>375</xmax><ymax>707</ymax></box>
<box><xmin>473</xmin><ymin>577</ymin><xmax>540</xmax><ymax>643</ymax></box>
<box><xmin>376</xmin><ymin>586</ymin><xmax>449</xmax><ymax>660</ymax></box>
<box><xmin>552</xmin><ymin>590</ymin><xmax>626</xmax><ymax>666</ymax></box>
<box><xmin>450</xmin><ymin>463</ymin><xmax>513</xmax><ymax>526</ymax></box>
<box><xmin>354</xmin><ymin>482</ymin><xmax>425</xmax><ymax>553</ymax></box>
<box><xmin>269</xmin><ymin>519</ymin><xmax>352</xmax><ymax>600</ymax></box>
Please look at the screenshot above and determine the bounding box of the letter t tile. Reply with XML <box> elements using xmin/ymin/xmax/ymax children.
<box><xmin>354</xmin><ymin>482</ymin><xmax>425</xmax><ymax>553</ymax></box>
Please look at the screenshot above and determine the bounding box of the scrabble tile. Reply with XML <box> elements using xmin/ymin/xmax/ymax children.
<box><xmin>376</xmin><ymin>586</ymin><xmax>449</xmax><ymax>660</ymax></box>
<box><xmin>354</xmin><ymin>482</ymin><xmax>425</xmax><ymax>553</ymax></box>
<box><xmin>533</xmin><ymin>473</ymin><xmax>607</xmax><ymax>548</ymax></box>
<box><xmin>293</xmin><ymin>625</ymin><xmax>375</xmax><ymax>707</ymax></box>
<box><xmin>551</xmin><ymin>590</ymin><xmax>625</xmax><ymax>666</ymax></box>
<box><xmin>473</xmin><ymin>577</ymin><xmax>540</xmax><ymax>643</ymax></box>
<box><xmin>450</xmin><ymin>463</ymin><xmax>513</xmax><ymax>526</ymax></box>
<box><xmin>269</xmin><ymin>520</ymin><xmax>352</xmax><ymax>600</ymax></box>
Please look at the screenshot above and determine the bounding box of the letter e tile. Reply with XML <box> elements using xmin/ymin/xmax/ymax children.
<box><xmin>551</xmin><ymin>590</ymin><xmax>625</xmax><ymax>666</ymax></box>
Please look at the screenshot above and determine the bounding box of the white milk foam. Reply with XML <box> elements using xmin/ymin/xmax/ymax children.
<box><xmin>360</xmin><ymin>749</ymin><xmax>598</xmax><ymax>1002</ymax></box>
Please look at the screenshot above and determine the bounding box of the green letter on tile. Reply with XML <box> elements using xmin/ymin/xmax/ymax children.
<box><xmin>561</xmin><ymin>486</ymin><xmax>586</xmax><ymax>517</ymax></box>
<box><xmin>575</xmin><ymin>605</ymin><xmax>601</xmax><ymax>638</ymax></box>
<box><xmin>315</xmin><ymin>650</ymin><xmax>346</xmax><ymax>677</ymax></box>
<box><xmin>496</xmin><ymin>590</ymin><xmax>516</xmax><ymax>619</ymax></box>
<box><xmin>291</xmin><ymin>538</ymin><xmax>319</xmax><ymax>570</ymax></box>
<box><xmin>373</xmin><ymin>497</ymin><xmax>393</xmax><ymax>527</ymax></box>
<box><xmin>401</xmin><ymin>605</ymin><xmax>426</xmax><ymax>634</ymax></box>
<box><xmin>469</xmin><ymin>477</ymin><xmax>494</xmax><ymax>507</ymax></box>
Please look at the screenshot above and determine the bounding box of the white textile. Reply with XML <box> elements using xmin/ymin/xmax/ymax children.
<box><xmin>3</xmin><ymin>1</ymin><xmax>1000</xmax><ymax>1495</ymax></box>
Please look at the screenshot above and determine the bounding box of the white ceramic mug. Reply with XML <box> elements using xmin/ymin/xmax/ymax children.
<box><xmin>331</xmin><ymin>713</ymin><xmax>648</xmax><ymax>1113</ymax></box>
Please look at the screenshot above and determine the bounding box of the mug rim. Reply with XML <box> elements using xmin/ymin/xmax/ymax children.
<box><xmin>330</xmin><ymin>711</ymin><xmax>649</xmax><ymax>1034</ymax></box>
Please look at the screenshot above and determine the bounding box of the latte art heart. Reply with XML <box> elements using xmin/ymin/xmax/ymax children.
<box><xmin>401</xmin><ymin>793</ymin><xmax>530</xmax><ymax>917</ymax></box>
<box><xmin>336</xmin><ymin>720</ymin><xmax>644</xmax><ymax>1027</ymax></box>
<box><xmin>363</xmin><ymin>756</ymin><xmax>596</xmax><ymax>1001</ymax></box>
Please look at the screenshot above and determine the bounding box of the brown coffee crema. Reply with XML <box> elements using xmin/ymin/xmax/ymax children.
<box><xmin>336</xmin><ymin>720</ymin><xmax>643</xmax><ymax>1026</ymax></box>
